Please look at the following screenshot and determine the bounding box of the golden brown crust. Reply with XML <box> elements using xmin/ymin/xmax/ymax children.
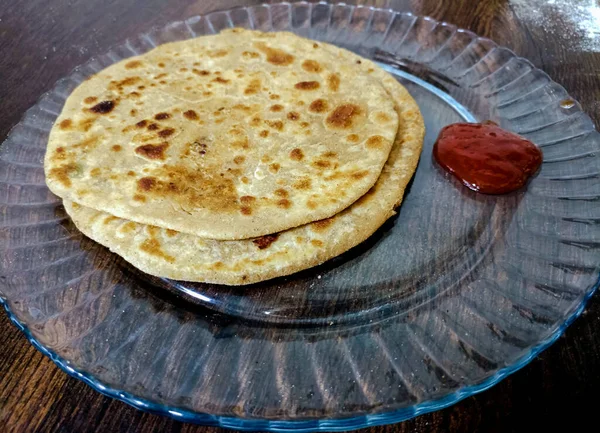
<box><xmin>45</xmin><ymin>29</ymin><xmax>399</xmax><ymax>240</ymax></box>
<box><xmin>62</xmin><ymin>40</ymin><xmax>425</xmax><ymax>285</ymax></box>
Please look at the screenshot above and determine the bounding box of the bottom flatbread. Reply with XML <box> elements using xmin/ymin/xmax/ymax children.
<box><xmin>64</xmin><ymin>46</ymin><xmax>424</xmax><ymax>285</ymax></box>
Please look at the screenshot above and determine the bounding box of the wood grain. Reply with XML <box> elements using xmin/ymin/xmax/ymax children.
<box><xmin>1</xmin><ymin>0</ymin><xmax>599</xmax><ymax>432</ymax></box>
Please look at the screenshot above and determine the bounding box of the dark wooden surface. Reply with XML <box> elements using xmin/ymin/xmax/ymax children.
<box><xmin>1</xmin><ymin>0</ymin><xmax>599</xmax><ymax>431</ymax></box>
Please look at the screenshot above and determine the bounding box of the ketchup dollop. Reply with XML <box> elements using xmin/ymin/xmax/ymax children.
<box><xmin>433</xmin><ymin>122</ymin><xmax>543</xmax><ymax>194</ymax></box>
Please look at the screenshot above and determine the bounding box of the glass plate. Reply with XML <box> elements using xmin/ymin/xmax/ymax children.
<box><xmin>1</xmin><ymin>2</ymin><xmax>599</xmax><ymax>430</ymax></box>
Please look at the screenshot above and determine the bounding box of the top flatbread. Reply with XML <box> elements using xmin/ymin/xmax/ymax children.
<box><xmin>45</xmin><ymin>29</ymin><xmax>399</xmax><ymax>240</ymax></box>
<box><xmin>63</xmin><ymin>44</ymin><xmax>425</xmax><ymax>285</ymax></box>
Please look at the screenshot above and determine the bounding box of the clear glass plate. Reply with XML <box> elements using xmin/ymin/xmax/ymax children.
<box><xmin>1</xmin><ymin>2</ymin><xmax>599</xmax><ymax>430</ymax></box>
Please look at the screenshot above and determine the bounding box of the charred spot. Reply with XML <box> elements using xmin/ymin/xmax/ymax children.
<box><xmin>302</xmin><ymin>59</ymin><xmax>322</xmax><ymax>73</ymax></box>
<box><xmin>158</xmin><ymin>128</ymin><xmax>176</xmax><ymax>138</ymax></box>
<box><xmin>147</xmin><ymin>123</ymin><xmax>159</xmax><ymax>131</ymax></box>
<box><xmin>287</xmin><ymin>111</ymin><xmax>300</xmax><ymax>121</ymax></box>
<box><xmin>112</xmin><ymin>144</ymin><xmax>122</xmax><ymax>152</ymax></box>
<box><xmin>295</xmin><ymin>81</ymin><xmax>320</xmax><ymax>90</ymax></box>
<box><xmin>183</xmin><ymin>110</ymin><xmax>199</xmax><ymax>120</ymax></box>
<box><xmin>154</xmin><ymin>112</ymin><xmax>170</xmax><ymax>120</ymax></box>
<box><xmin>255</xmin><ymin>42</ymin><xmax>295</xmax><ymax>66</ymax></box>
<box><xmin>136</xmin><ymin>120</ymin><xmax>148</xmax><ymax>128</ymax></box>
<box><xmin>270</xmin><ymin>104</ymin><xmax>284</xmax><ymax>112</ymax></box>
<box><xmin>309</xmin><ymin>99</ymin><xmax>328</xmax><ymax>113</ymax></box>
<box><xmin>326</xmin><ymin>104</ymin><xmax>361</xmax><ymax>129</ymax></box>
<box><xmin>135</xmin><ymin>142</ymin><xmax>169</xmax><ymax>160</ymax></box>
<box><xmin>192</xmin><ymin>69</ymin><xmax>210</xmax><ymax>76</ymax></box>
<box><xmin>327</xmin><ymin>73</ymin><xmax>341</xmax><ymax>92</ymax></box>
<box><xmin>59</xmin><ymin>119</ymin><xmax>72</xmax><ymax>129</ymax></box>
<box><xmin>90</xmin><ymin>100</ymin><xmax>116</xmax><ymax>114</ymax></box>
<box><xmin>290</xmin><ymin>148</ymin><xmax>304</xmax><ymax>161</ymax></box>
<box><xmin>252</xmin><ymin>233</ymin><xmax>280</xmax><ymax>249</ymax></box>
<box><xmin>138</xmin><ymin>177</ymin><xmax>157</xmax><ymax>191</ymax></box>
<box><xmin>356</xmin><ymin>60</ymin><xmax>362</xmax><ymax>64</ymax></box>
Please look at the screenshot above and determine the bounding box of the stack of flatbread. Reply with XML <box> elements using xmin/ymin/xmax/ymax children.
<box><xmin>44</xmin><ymin>29</ymin><xmax>424</xmax><ymax>285</ymax></box>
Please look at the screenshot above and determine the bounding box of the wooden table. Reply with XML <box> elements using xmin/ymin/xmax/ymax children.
<box><xmin>1</xmin><ymin>0</ymin><xmax>599</xmax><ymax>431</ymax></box>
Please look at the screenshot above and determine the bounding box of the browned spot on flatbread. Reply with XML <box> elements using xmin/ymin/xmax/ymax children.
<box><xmin>312</xmin><ymin>217</ymin><xmax>334</xmax><ymax>232</ymax></box>
<box><xmin>103</xmin><ymin>215</ymin><xmax>118</xmax><ymax>224</ymax></box>
<box><xmin>269</xmin><ymin>163</ymin><xmax>281</xmax><ymax>173</ymax></box>
<box><xmin>127</xmin><ymin>171</ymin><xmax>136</xmax><ymax>177</ymax></box>
<box><xmin>49</xmin><ymin>163</ymin><xmax>79</xmax><ymax>188</ymax></box>
<box><xmin>240</xmin><ymin>206</ymin><xmax>252</xmax><ymax>215</ymax></box>
<box><xmin>269</xmin><ymin>94</ymin><xmax>280</xmax><ymax>100</ymax></box>
<box><xmin>140</xmin><ymin>238</ymin><xmax>175</xmax><ymax>263</ymax></box>
<box><xmin>183</xmin><ymin>110</ymin><xmax>198</xmax><ymax>120</ymax></box>
<box><xmin>293</xmin><ymin>178</ymin><xmax>311</xmax><ymax>190</ymax></box>
<box><xmin>166</xmin><ymin>229</ymin><xmax>178</xmax><ymax>237</ymax></box>
<box><xmin>83</xmin><ymin>96</ymin><xmax>97</xmax><ymax>104</ymax></box>
<box><xmin>327</xmin><ymin>73</ymin><xmax>340</xmax><ymax>92</ymax></box>
<box><xmin>147</xmin><ymin>123</ymin><xmax>159</xmax><ymax>131</ymax></box>
<box><xmin>212</xmin><ymin>77</ymin><xmax>230</xmax><ymax>84</ymax></box>
<box><xmin>125</xmin><ymin>60</ymin><xmax>142</xmax><ymax>69</ymax></box>
<box><xmin>208</xmin><ymin>49</ymin><xmax>229</xmax><ymax>58</ymax></box>
<box><xmin>259</xmin><ymin>130</ymin><xmax>269</xmax><ymax>138</ymax></box>
<box><xmin>255</xmin><ymin>42</ymin><xmax>294</xmax><ymax>66</ymax></box>
<box><xmin>133</xmin><ymin>194</ymin><xmax>146</xmax><ymax>202</ymax></box>
<box><xmin>326</xmin><ymin>104</ymin><xmax>361</xmax><ymax>129</ymax></box>
<box><xmin>274</xmin><ymin>188</ymin><xmax>288</xmax><ymax>198</ymax></box>
<box><xmin>121</xmin><ymin>221</ymin><xmax>137</xmax><ymax>233</ymax></box>
<box><xmin>138</xmin><ymin>177</ymin><xmax>157</xmax><ymax>191</ymax></box>
<box><xmin>58</xmin><ymin>119</ymin><xmax>72</xmax><ymax>129</ymax></box>
<box><xmin>366</xmin><ymin>135</ymin><xmax>386</xmax><ymax>149</ymax></box>
<box><xmin>312</xmin><ymin>159</ymin><xmax>332</xmax><ymax>169</ymax></box>
<box><xmin>136</xmin><ymin>120</ymin><xmax>148</xmax><ymax>128</ymax></box>
<box><xmin>302</xmin><ymin>60</ymin><xmax>322</xmax><ymax>73</ymax></box>
<box><xmin>154</xmin><ymin>112</ymin><xmax>170</xmax><ymax>120</ymax></box>
<box><xmin>137</xmin><ymin>166</ymin><xmax>238</xmax><ymax>213</ymax></box>
<box><xmin>90</xmin><ymin>168</ymin><xmax>101</xmax><ymax>177</ymax></box>
<box><xmin>244</xmin><ymin>78</ymin><xmax>262</xmax><ymax>95</ymax></box>
<box><xmin>242</xmin><ymin>51</ymin><xmax>260</xmax><ymax>59</ymax></box>
<box><xmin>240</xmin><ymin>195</ymin><xmax>256</xmax><ymax>204</ymax></box>
<box><xmin>311</xmin><ymin>239</ymin><xmax>324</xmax><ymax>247</ymax></box>
<box><xmin>295</xmin><ymin>81</ymin><xmax>320</xmax><ymax>90</ymax></box>
<box><xmin>233</xmin><ymin>155</ymin><xmax>245</xmax><ymax>164</ymax></box>
<box><xmin>277</xmin><ymin>199</ymin><xmax>291</xmax><ymax>209</ymax></box>
<box><xmin>158</xmin><ymin>128</ymin><xmax>176</xmax><ymax>138</ymax></box>
<box><xmin>252</xmin><ymin>233</ymin><xmax>279</xmax><ymax>249</ymax></box>
<box><xmin>266</xmin><ymin>120</ymin><xmax>284</xmax><ymax>131</ymax></box>
<box><xmin>287</xmin><ymin>112</ymin><xmax>300</xmax><ymax>121</ymax></box>
<box><xmin>290</xmin><ymin>148</ymin><xmax>304</xmax><ymax>161</ymax></box>
<box><xmin>309</xmin><ymin>99</ymin><xmax>328</xmax><ymax>113</ymax></box>
<box><xmin>347</xmin><ymin>134</ymin><xmax>360</xmax><ymax>143</ymax></box>
<box><xmin>352</xmin><ymin>170</ymin><xmax>369</xmax><ymax>179</ymax></box>
<box><xmin>130</xmin><ymin>109</ymin><xmax>138</xmax><ymax>116</ymax></box>
<box><xmin>375</xmin><ymin>112</ymin><xmax>393</xmax><ymax>123</ymax></box>
<box><xmin>135</xmin><ymin>142</ymin><xmax>169</xmax><ymax>160</ymax></box>
<box><xmin>193</xmin><ymin>69</ymin><xmax>210</xmax><ymax>76</ymax></box>
<box><xmin>112</xmin><ymin>144</ymin><xmax>122</xmax><ymax>152</ymax></box>
<box><xmin>89</xmin><ymin>100</ymin><xmax>116</xmax><ymax>114</ymax></box>
<box><xmin>270</xmin><ymin>104</ymin><xmax>284</xmax><ymax>112</ymax></box>
<box><xmin>73</xmin><ymin>135</ymin><xmax>99</xmax><ymax>150</ymax></box>
<box><xmin>323</xmin><ymin>151</ymin><xmax>337</xmax><ymax>158</ymax></box>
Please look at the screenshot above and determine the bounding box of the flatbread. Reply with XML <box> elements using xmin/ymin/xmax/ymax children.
<box><xmin>63</xmin><ymin>47</ymin><xmax>424</xmax><ymax>285</ymax></box>
<box><xmin>46</xmin><ymin>29</ymin><xmax>399</xmax><ymax>240</ymax></box>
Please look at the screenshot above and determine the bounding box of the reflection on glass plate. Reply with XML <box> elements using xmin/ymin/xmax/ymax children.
<box><xmin>1</xmin><ymin>2</ymin><xmax>599</xmax><ymax>431</ymax></box>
